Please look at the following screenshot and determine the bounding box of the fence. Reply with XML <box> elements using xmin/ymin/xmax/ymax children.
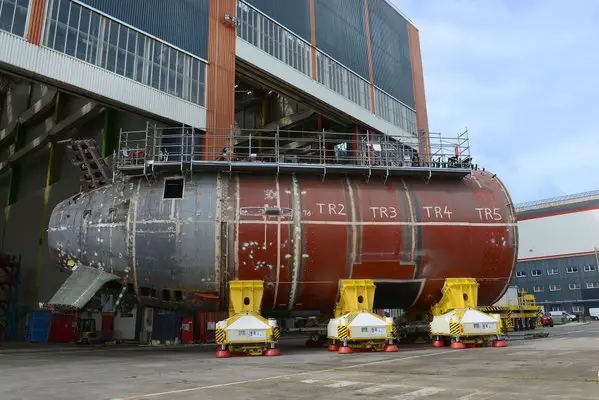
<box><xmin>115</xmin><ymin>125</ymin><xmax>474</xmax><ymax>175</ymax></box>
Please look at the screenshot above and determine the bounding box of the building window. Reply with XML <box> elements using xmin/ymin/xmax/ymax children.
<box><xmin>549</xmin><ymin>284</ymin><xmax>561</xmax><ymax>291</ymax></box>
<box><xmin>42</xmin><ymin>0</ymin><xmax>207</xmax><ymax>106</ymax></box>
<box><xmin>516</xmin><ymin>271</ymin><xmax>526</xmax><ymax>278</ymax></box>
<box><xmin>572</xmin><ymin>305</ymin><xmax>584</xmax><ymax>313</ymax></box>
<box><xmin>586</xmin><ymin>282</ymin><xmax>599</xmax><ymax>289</ymax></box>
<box><xmin>551</xmin><ymin>306</ymin><xmax>561</xmax><ymax>312</ymax></box>
<box><xmin>533</xmin><ymin>285</ymin><xmax>544</xmax><ymax>292</ymax></box>
<box><xmin>0</xmin><ymin>0</ymin><xmax>29</xmax><ymax>37</ymax></box>
<box><xmin>547</xmin><ymin>268</ymin><xmax>559</xmax><ymax>275</ymax></box>
<box><xmin>569</xmin><ymin>283</ymin><xmax>581</xmax><ymax>290</ymax></box>
<box><xmin>584</xmin><ymin>265</ymin><xmax>597</xmax><ymax>272</ymax></box>
<box><xmin>531</xmin><ymin>269</ymin><xmax>542</xmax><ymax>276</ymax></box>
<box><xmin>566</xmin><ymin>266</ymin><xmax>578</xmax><ymax>273</ymax></box>
<box><xmin>518</xmin><ymin>287</ymin><xmax>527</xmax><ymax>294</ymax></box>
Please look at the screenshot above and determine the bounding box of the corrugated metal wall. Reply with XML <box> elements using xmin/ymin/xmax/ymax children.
<box><xmin>368</xmin><ymin>0</ymin><xmax>414</xmax><ymax>107</ymax></box>
<box><xmin>79</xmin><ymin>0</ymin><xmax>210</xmax><ymax>59</ymax></box>
<box><xmin>244</xmin><ymin>0</ymin><xmax>311</xmax><ymax>42</ymax></box>
<box><xmin>314</xmin><ymin>0</ymin><xmax>369</xmax><ymax>81</ymax></box>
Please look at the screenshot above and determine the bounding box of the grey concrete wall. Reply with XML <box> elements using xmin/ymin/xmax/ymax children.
<box><xmin>0</xmin><ymin>79</ymin><xmax>162</xmax><ymax>338</ymax></box>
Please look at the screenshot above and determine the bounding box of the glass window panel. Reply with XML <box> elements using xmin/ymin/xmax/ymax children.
<box><xmin>12</xmin><ymin>0</ymin><xmax>28</xmax><ymax>37</ymax></box>
<box><xmin>75</xmin><ymin>8</ymin><xmax>90</xmax><ymax>61</ymax></box>
<box><xmin>65</xmin><ymin>3</ymin><xmax>80</xmax><ymax>56</ymax></box>
<box><xmin>168</xmin><ymin>48</ymin><xmax>177</xmax><ymax>94</ymax></box>
<box><xmin>0</xmin><ymin>0</ymin><xmax>16</xmax><ymax>33</ymax></box>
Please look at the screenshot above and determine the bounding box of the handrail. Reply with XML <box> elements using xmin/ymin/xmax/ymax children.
<box><xmin>114</xmin><ymin>125</ymin><xmax>475</xmax><ymax>174</ymax></box>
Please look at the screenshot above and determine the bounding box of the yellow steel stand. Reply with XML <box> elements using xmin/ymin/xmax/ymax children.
<box><xmin>430</xmin><ymin>278</ymin><xmax>504</xmax><ymax>349</ymax></box>
<box><xmin>215</xmin><ymin>280</ymin><xmax>281</xmax><ymax>358</ymax></box>
<box><xmin>327</xmin><ymin>280</ymin><xmax>397</xmax><ymax>354</ymax></box>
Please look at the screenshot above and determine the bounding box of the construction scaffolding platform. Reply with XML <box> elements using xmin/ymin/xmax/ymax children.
<box><xmin>0</xmin><ymin>254</ymin><xmax>21</xmax><ymax>341</ymax></box>
<box><xmin>113</xmin><ymin>124</ymin><xmax>476</xmax><ymax>180</ymax></box>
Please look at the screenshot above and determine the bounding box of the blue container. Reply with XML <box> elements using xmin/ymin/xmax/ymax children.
<box><xmin>25</xmin><ymin>312</ymin><xmax>52</xmax><ymax>343</ymax></box>
<box><xmin>152</xmin><ymin>310</ymin><xmax>180</xmax><ymax>343</ymax></box>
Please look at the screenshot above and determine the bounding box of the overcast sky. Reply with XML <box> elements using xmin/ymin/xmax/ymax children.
<box><xmin>394</xmin><ymin>0</ymin><xmax>599</xmax><ymax>204</ymax></box>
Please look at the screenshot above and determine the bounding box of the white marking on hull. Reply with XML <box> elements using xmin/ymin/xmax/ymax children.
<box><xmin>402</xmin><ymin>179</ymin><xmax>417</xmax><ymax>264</ymax></box>
<box><xmin>273</xmin><ymin>176</ymin><xmax>281</xmax><ymax>309</ymax></box>
<box><xmin>214</xmin><ymin>175</ymin><xmax>223</xmax><ymax>292</ymax></box>
<box><xmin>130</xmin><ymin>181</ymin><xmax>141</xmax><ymax>300</ymax></box>
<box><xmin>234</xmin><ymin>175</ymin><xmax>240</xmax><ymax>279</ymax></box>
<box><xmin>470</xmin><ymin>174</ymin><xmax>483</xmax><ymax>189</ymax></box>
<box><xmin>109</xmin><ymin>194</ymin><xmax>116</xmax><ymax>274</ymax></box>
<box><xmin>235</xmin><ymin>220</ymin><xmax>516</xmax><ymax>227</ymax></box>
<box><xmin>288</xmin><ymin>175</ymin><xmax>302</xmax><ymax>311</ymax></box>
<box><xmin>346</xmin><ymin>177</ymin><xmax>357</xmax><ymax>276</ymax></box>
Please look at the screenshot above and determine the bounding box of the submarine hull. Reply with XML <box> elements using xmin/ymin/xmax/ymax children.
<box><xmin>47</xmin><ymin>170</ymin><xmax>517</xmax><ymax>313</ymax></box>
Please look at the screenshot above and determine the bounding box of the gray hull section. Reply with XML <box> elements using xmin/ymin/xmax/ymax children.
<box><xmin>48</xmin><ymin>174</ymin><xmax>223</xmax><ymax>308</ymax></box>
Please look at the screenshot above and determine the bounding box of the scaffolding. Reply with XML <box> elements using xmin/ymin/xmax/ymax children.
<box><xmin>0</xmin><ymin>254</ymin><xmax>21</xmax><ymax>341</ymax></box>
<box><xmin>113</xmin><ymin>124</ymin><xmax>477</xmax><ymax>181</ymax></box>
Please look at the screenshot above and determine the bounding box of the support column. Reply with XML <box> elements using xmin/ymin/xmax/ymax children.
<box><xmin>363</xmin><ymin>0</ymin><xmax>376</xmax><ymax>114</ymax></box>
<box><xmin>407</xmin><ymin>24</ymin><xmax>431</xmax><ymax>163</ymax></box>
<box><xmin>34</xmin><ymin>92</ymin><xmax>64</xmax><ymax>307</ymax></box>
<box><xmin>27</xmin><ymin>0</ymin><xmax>48</xmax><ymax>46</ymax></box>
<box><xmin>309</xmin><ymin>0</ymin><xmax>317</xmax><ymax>80</ymax></box>
<box><xmin>205</xmin><ymin>0</ymin><xmax>237</xmax><ymax>161</ymax></box>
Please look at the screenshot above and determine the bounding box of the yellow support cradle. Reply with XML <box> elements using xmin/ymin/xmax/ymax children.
<box><xmin>429</xmin><ymin>278</ymin><xmax>505</xmax><ymax>349</ymax></box>
<box><xmin>431</xmin><ymin>278</ymin><xmax>479</xmax><ymax>316</ymax></box>
<box><xmin>334</xmin><ymin>279</ymin><xmax>376</xmax><ymax>317</ymax></box>
<box><xmin>228</xmin><ymin>280</ymin><xmax>264</xmax><ymax>316</ymax></box>
<box><xmin>215</xmin><ymin>280</ymin><xmax>281</xmax><ymax>358</ymax></box>
<box><xmin>328</xmin><ymin>280</ymin><xmax>398</xmax><ymax>354</ymax></box>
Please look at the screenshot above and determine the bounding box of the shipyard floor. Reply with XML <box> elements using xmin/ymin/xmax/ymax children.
<box><xmin>0</xmin><ymin>322</ymin><xmax>598</xmax><ymax>400</ymax></box>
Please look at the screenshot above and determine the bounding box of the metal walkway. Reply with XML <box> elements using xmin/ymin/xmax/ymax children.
<box><xmin>113</xmin><ymin>124</ymin><xmax>476</xmax><ymax>180</ymax></box>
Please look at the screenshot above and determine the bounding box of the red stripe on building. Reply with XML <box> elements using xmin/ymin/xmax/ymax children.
<box><xmin>363</xmin><ymin>0</ymin><xmax>376</xmax><ymax>113</ymax></box>
<box><xmin>518</xmin><ymin>205</ymin><xmax>599</xmax><ymax>221</ymax></box>
<box><xmin>27</xmin><ymin>0</ymin><xmax>47</xmax><ymax>45</ymax></box>
<box><xmin>310</xmin><ymin>0</ymin><xmax>317</xmax><ymax>80</ymax></box>
<box><xmin>205</xmin><ymin>0</ymin><xmax>237</xmax><ymax>160</ymax></box>
<box><xmin>518</xmin><ymin>250</ymin><xmax>596</xmax><ymax>262</ymax></box>
<box><xmin>406</xmin><ymin>23</ymin><xmax>430</xmax><ymax>162</ymax></box>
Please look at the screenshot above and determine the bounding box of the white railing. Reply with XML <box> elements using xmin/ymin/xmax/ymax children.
<box><xmin>236</xmin><ymin>0</ymin><xmax>418</xmax><ymax>137</ymax></box>
<box><xmin>236</xmin><ymin>1</ymin><xmax>312</xmax><ymax>78</ymax></box>
<box><xmin>40</xmin><ymin>0</ymin><xmax>207</xmax><ymax>106</ymax></box>
<box><xmin>114</xmin><ymin>125</ymin><xmax>475</xmax><ymax>174</ymax></box>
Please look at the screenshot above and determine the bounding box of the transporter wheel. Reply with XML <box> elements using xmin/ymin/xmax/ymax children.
<box><xmin>529</xmin><ymin>318</ymin><xmax>536</xmax><ymax>330</ymax></box>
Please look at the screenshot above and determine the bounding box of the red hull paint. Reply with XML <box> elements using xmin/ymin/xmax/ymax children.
<box><xmin>226</xmin><ymin>170</ymin><xmax>517</xmax><ymax>312</ymax></box>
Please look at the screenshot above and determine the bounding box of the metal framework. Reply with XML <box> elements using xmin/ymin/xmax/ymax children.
<box><xmin>114</xmin><ymin>124</ymin><xmax>477</xmax><ymax>181</ymax></box>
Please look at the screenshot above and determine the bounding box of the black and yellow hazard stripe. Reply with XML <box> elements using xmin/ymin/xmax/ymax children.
<box><xmin>215</xmin><ymin>328</ymin><xmax>227</xmax><ymax>344</ymax></box>
<box><xmin>337</xmin><ymin>325</ymin><xmax>349</xmax><ymax>340</ymax></box>
<box><xmin>272</xmin><ymin>326</ymin><xmax>281</xmax><ymax>341</ymax></box>
<box><xmin>449</xmin><ymin>322</ymin><xmax>461</xmax><ymax>337</ymax></box>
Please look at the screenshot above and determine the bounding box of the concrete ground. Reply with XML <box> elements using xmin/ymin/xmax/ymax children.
<box><xmin>1</xmin><ymin>322</ymin><xmax>598</xmax><ymax>400</ymax></box>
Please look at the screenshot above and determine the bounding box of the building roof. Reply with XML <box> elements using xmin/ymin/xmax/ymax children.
<box><xmin>516</xmin><ymin>190</ymin><xmax>599</xmax><ymax>220</ymax></box>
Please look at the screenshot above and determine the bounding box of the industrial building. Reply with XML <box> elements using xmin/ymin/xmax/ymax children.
<box><xmin>513</xmin><ymin>191</ymin><xmax>599</xmax><ymax>316</ymax></box>
<box><xmin>0</xmin><ymin>0</ymin><xmax>462</xmax><ymax>341</ymax></box>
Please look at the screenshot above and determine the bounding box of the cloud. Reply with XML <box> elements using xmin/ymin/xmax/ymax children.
<box><xmin>394</xmin><ymin>0</ymin><xmax>599</xmax><ymax>203</ymax></box>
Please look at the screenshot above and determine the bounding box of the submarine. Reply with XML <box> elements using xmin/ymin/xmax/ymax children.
<box><xmin>46</xmin><ymin>155</ymin><xmax>518</xmax><ymax>316</ymax></box>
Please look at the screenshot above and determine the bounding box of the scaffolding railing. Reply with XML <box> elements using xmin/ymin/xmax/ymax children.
<box><xmin>114</xmin><ymin>125</ymin><xmax>475</xmax><ymax>177</ymax></box>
